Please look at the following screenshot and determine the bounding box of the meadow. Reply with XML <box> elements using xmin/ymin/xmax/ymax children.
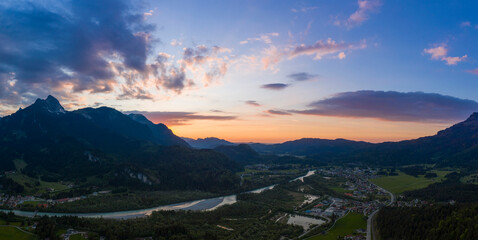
<box><xmin>309</xmin><ymin>212</ymin><xmax>366</xmax><ymax>240</ymax></box>
<box><xmin>0</xmin><ymin>226</ymin><xmax>37</xmax><ymax>240</ymax></box>
<box><xmin>370</xmin><ymin>170</ymin><xmax>451</xmax><ymax>195</ymax></box>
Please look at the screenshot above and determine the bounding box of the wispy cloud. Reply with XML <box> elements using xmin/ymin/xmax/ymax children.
<box><xmin>466</xmin><ymin>69</ymin><xmax>478</xmax><ymax>75</ymax></box>
<box><xmin>245</xmin><ymin>100</ymin><xmax>261</xmax><ymax>107</ymax></box>
<box><xmin>240</xmin><ymin>33</ymin><xmax>279</xmax><ymax>45</ymax></box>
<box><xmin>179</xmin><ymin>45</ymin><xmax>232</xmax><ymax>86</ymax></box>
<box><xmin>292</xmin><ymin>90</ymin><xmax>478</xmax><ymax>122</ymax></box>
<box><xmin>287</xmin><ymin>72</ymin><xmax>319</xmax><ymax>81</ymax></box>
<box><xmin>265</xmin><ymin>109</ymin><xmax>292</xmax><ymax>115</ymax></box>
<box><xmin>170</xmin><ymin>39</ymin><xmax>182</xmax><ymax>46</ymax></box>
<box><xmin>424</xmin><ymin>44</ymin><xmax>467</xmax><ymax>65</ymax></box>
<box><xmin>460</xmin><ymin>21</ymin><xmax>471</xmax><ymax>27</ymax></box>
<box><xmin>261</xmin><ymin>83</ymin><xmax>289</xmax><ymax>90</ymax></box>
<box><xmin>261</xmin><ymin>38</ymin><xmax>366</xmax><ymax>70</ymax></box>
<box><xmin>335</xmin><ymin>0</ymin><xmax>381</xmax><ymax>28</ymax></box>
<box><xmin>291</xmin><ymin>6</ymin><xmax>318</xmax><ymax>13</ymax></box>
<box><xmin>128</xmin><ymin>111</ymin><xmax>237</xmax><ymax>126</ymax></box>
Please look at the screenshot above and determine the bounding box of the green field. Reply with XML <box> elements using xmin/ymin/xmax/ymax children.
<box><xmin>6</xmin><ymin>172</ymin><xmax>70</xmax><ymax>194</ymax></box>
<box><xmin>309</xmin><ymin>212</ymin><xmax>366</xmax><ymax>240</ymax></box>
<box><xmin>0</xmin><ymin>226</ymin><xmax>37</xmax><ymax>240</ymax></box>
<box><xmin>13</xmin><ymin>159</ymin><xmax>27</xmax><ymax>171</ymax></box>
<box><xmin>370</xmin><ymin>170</ymin><xmax>451</xmax><ymax>195</ymax></box>
<box><xmin>70</xmin><ymin>233</ymin><xmax>87</xmax><ymax>240</ymax></box>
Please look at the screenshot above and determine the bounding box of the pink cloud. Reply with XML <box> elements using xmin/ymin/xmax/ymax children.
<box><xmin>442</xmin><ymin>55</ymin><xmax>467</xmax><ymax>65</ymax></box>
<box><xmin>240</xmin><ymin>32</ymin><xmax>279</xmax><ymax>45</ymax></box>
<box><xmin>336</xmin><ymin>0</ymin><xmax>381</xmax><ymax>28</ymax></box>
<box><xmin>291</xmin><ymin>6</ymin><xmax>318</xmax><ymax>13</ymax></box>
<box><xmin>460</xmin><ymin>21</ymin><xmax>471</xmax><ymax>27</ymax></box>
<box><xmin>424</xmin><ymin>45</ymin><xmax>448</xmax><ymax>59</ymax></box>
<box><xmin>261</xmin><ymin>39</ymin><xmax>366</xmax><ymax>70</ymax></box>
<box><xmin>424</xmin><ymin>44</ymin><xmax>467</xmax><ymax>65</ymax></box>
<box><xmin>466</xmin><ymin>69</ymin><xmax>478</xmax><ymax>75</ymax></box>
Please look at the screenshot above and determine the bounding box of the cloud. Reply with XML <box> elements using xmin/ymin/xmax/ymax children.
<box><xmin>0</xmin><ymin>1</ymin><xmax>234</xmax><ymax>110</ymax></box>
<box><xmin>466</xmin><ymin>69</ymin><xmax>478</xmax><ymax>75</ymax></box>
<box><xmin>265</xmin><ymin>109</ymin><xmax>292</xmax><ymax>115</ymax></box>
<box><xmin>292</xmin><ymin>90</ymin><xmax>478</xmax><ymax>122</ymax></box>
<box><xmin>179</xmin><ymin>45</ymin><xmax>232</xmax><ymax>85</ymax></box>
<box><xmin>335</xmin><ymin>0</ymin><xmax>381</xmax><ymax>28</ymax></box>
<box><xmin>424</xmin><ymin>44</ymin><xmax>467</xmax><ymax>65</ymax></box>
<box><xmin>0</xmin><ymin>0</ymin><xmax>155</xmax><ymax>106</ymax></box>
<box><xmin>461</xmin><ymin>21</ymin><xmax>471</xmax><ymax>27</ymax></box>
<box><xmin>287</xmin><ymin>72</ymin><xmax>319</xmax><ymax>81</ymax></box>
<box><xmin>261</xmin><ymin>38</ymin><xmax>366</xmax><ymax>70</ymax></box>
<box><xmin>170</xmin><ymin>39</ymin><xmax>182</xmax><ymax>46</ymax></box>
<box><xmin>338</xmin><ymin>52</ymin><xmax>347</xmax><ymax>59</ymax></box>
<box><xmin>143</xmin><ymin>9</ymin><xmax>154</xmax><ymax>17</ymax></box>
<box><xmin>240</xmin><ymin>33</ymin><xmax>279</xmax><ymax>45</ymax></box>
<box><xmin>261</xmin><ymin>83</ymin><xmax>289</xmax><ymax>90</ymax></box>
<box><xmin>245</xmin><ymin>100</ymin><xmax>261</xmax><ymax>107</ymax></box>
<box><xmin>291</xmin><ymin>6</ymin><xmax>318</xmax><ymax>13</ymax></box>
<box><xmin>128</xmin><ymin>111</ymin><xmax>237</xmax><ymax>126</ymax></box>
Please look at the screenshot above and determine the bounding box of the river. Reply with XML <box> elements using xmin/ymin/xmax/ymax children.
<box><xmin>2</xmin><ymin>170</ymin><xmax>316</xmax><ymax>219</ymax></box>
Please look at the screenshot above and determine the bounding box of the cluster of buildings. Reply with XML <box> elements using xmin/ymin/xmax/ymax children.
<box><xmin>305</xmin><ymin>196</ymin><xmax>383</xmax><ymax>219</ymax></box>
<box><xmin>0</xmin><ymin>194</ymin><xmax>37</xmax><ymax>208</ymax></box>
<box><xmin>0</xmin><ymin>190</ymin><xmax>112</xmax><ymax>209</ymax></box>
<box><xmin>61</xmin><ymin>229</ymin><xmax>88</xmax><ymax>240</ymax></box>
<box><xmin>302</xmin><ymin>167</ymin><xmax>392</xmax><ymax>220</ymax></box>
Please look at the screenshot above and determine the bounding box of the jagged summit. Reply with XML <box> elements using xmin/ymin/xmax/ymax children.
<box><xmin>31</xmin><ymin>95</ymin><xmax>66</xmax><ymax>115</ymax></box>
<box><xmin>465</xmin><ymin>112</ymin><xmax>478</xmax><ymax>123</ymax></box>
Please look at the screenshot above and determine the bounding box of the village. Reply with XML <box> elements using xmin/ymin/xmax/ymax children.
<box><xmin>302</xmin><ymin>167</ymin><xmax>390</xmax><ymax>217</ymax></box>
<box><xmin>0</xmin><ymin>190</ymin><xmax>111</xmax><ymax>209</ymax></box>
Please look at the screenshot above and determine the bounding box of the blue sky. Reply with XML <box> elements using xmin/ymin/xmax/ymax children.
<box><xmin>1</xmin><ymin>0</ymin><xmax>478</xmax><ymax>142</ymax></box>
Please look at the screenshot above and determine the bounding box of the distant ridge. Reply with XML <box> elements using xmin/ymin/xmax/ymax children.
<box><xmin>248</xmin><ymin>112</ymin><xmax>478</xmax><ymax>168</ymax></box>
<box><xmin>183</xmin><ymin>137</ymin><xmax>235</xmax><ymax>149</ymax></box>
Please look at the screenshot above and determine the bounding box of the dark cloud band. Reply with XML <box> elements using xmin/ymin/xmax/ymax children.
<box><xmin>292</xmin><ymin>90</ymin><xmax>478</xmax><ymax>122</ymax></box>
<box><xmin>287</xmin><ymin>72</ymin><xmax>318</xmax><ymax>81</ymax></box>
<box><xmin>261</xmin><ymin>83</ymin><xmax>289</xmax><ymax>90</ymax></box>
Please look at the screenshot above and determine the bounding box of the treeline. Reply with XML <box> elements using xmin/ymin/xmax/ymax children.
<box><xmin>29</xmin><ymin>188</ymin><xmax>304</xmax><ymax>239</ymax></box>
<box><xmin>375</xmin><ymin>203</ymin><xmax>478</xmax><ymax>240</ymax></box>
<box><xmin>403</xmin><ymin>171</ymin><xmax>478</xmax><ymax>203</ymax></box>
<box><xmin>404</xmin><ymin>182</ymin><xmax>478</xmax><ymax>203</ymax></box>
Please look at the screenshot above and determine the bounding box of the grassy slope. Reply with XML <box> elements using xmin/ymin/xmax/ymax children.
<box><xmin>370</xmin><ymin>170</ymin><xmax>451</xmax><ymax>195</ymax></box>
<box><xmin>6</xmin><ymin>172</ymin><xmax>69</xmax><ymax>195</ymax></box>
<box><xmin>7</xmin><ymin>159</ymin><xmax>70</xmax><ymax>195</ymax></box>
<box><xmin>70</xmin><ymin>234</ymin><xmax>87</xmax><ymax>240</ymax></box>
<box><xmin>309</xmin><ymin>212</ymin><xmax>366</xmax><ymax>240</ymax></box>
<box><xmin>0</xmin><ymin>226</ymin><xmax>37</xmax><ymax>240</ymax></box>
<box><xmin>13</xmin><ymin>159</ymin><xmax>27</xmax><ymax>171</ymax></box>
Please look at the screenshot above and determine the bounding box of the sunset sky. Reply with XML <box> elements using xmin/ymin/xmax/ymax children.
<box><xmin>1</xmin><ymin>0</ymin><xmax>478</xmax><ymax>143</ymax></box>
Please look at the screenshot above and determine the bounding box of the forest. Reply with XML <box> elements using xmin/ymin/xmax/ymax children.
<box><xmin>375</xmin><ymin>203</ymin><xmax>478</xmax><ymax>240</ymax></box>
<box><xmin>4</xmin><ymin>187</ymin><xmax>307</xmax><ymax>240</ymax></box>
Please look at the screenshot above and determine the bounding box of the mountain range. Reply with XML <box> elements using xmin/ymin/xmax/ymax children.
<box><xmin>1</xmin><ymin>96</ymin><xmax>478</xmax><ymax>195</ymax></box>
<box><xmin>250</xmin><ymin>113</ymin><xmax>478</xmax><ymax>168</ymax></box>
<box><xmin>0</xmin><ymin>96</ymin><xmax>238</xmax><ymax>194</ymax></box>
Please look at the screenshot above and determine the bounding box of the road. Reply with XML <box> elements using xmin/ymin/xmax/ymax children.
<box><xmin>366</xmin><ymin>185</ymin><xmax>395</xmax><ymax>240</ymax></box>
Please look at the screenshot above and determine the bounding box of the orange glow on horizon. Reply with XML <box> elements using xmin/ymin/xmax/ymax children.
<box><xmin>166</xmin><ymin>116</ymin><xmax>453</xmax><ymax>144</ymax></box>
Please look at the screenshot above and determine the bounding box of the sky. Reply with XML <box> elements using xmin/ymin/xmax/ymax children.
<box><xmin>1</xmin><ymin>0</ymin><xmax>478</xmax><ymax>143</ymax></box>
